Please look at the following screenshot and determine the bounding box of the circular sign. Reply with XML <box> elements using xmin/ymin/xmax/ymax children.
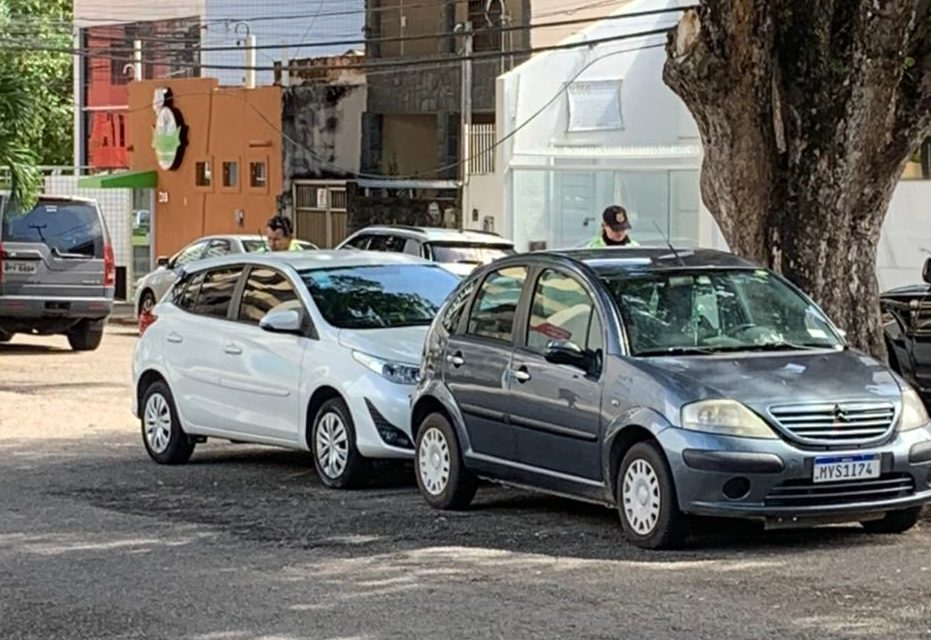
<box><xmin>151</xmin><ymin>88</ymin><xmax>185</xmax><ymax>171</ymax></box>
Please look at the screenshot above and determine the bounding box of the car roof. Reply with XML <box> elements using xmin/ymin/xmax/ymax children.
<box><xmin>183</xmin><ymin>249</ymin><xmax>433</xmax><ymax>273</ymax></box>
<box><xmin>349</xmin><ymin>225</ymin><xmax>513</xmax><ymax>245</ymax></box>
<box><xmin>533</xmin><ymin>247</ymin><xmax>760</xmax><ymax>272</ymax></box>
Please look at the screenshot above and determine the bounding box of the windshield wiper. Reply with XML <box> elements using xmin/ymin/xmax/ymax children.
<box><xmin>710</xmin><ymin>342</ymin><xmax>831</xmax><ymax>353</ymax></box>
<box><xmin>636</xmin><ymin>346</ymin><xmax>717</xmax><ymax>357</ymax></box>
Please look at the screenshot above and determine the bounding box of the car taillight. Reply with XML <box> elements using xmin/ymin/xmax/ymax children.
<box><xmin>139</xmin><ymin>310</ymin><xmax>157</xmax><ymax>335</ymax></box>
<box><xmin>104</xmin><ymin>243</ymin><xmax>115</xmax><ymax>287</ymax></box>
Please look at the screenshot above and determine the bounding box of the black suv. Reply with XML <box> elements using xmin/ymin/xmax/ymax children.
<box><xmin>0</xmin><ymin>196</ymin><xmax>115</xmax><ymax>350</ymax></box>
<box><xmin>883</xmin><ymin>257</ymin><xmax>931</xmax><ymax>411</ymax></box>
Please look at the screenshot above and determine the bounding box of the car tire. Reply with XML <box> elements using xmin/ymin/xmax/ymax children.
<box><xmin>312</xmin><ymin>397</ymin><xmax>370</xmax><ymax>489</ymax></box>
<box><xmin>861</xmin><ymin>507</ymin><xmax>921</xmax><ymax>534</ymax></box>
<box><xmin>414</xmin><ymin>412</ymin><xmax>477</xmax><ymax>510</ymax></box>
<box><xmin>141</xmin><ymin>381</ymin><xmax>195</xmax><ymax>464</ymax></box>
<box><xmin>138</xmin><ymin>290</ymin><xmax>157</xmax><ymax>334</ymax></box>
<box><xmin>67</xmin><ymin>320</ymin><xmax>104</xmax><ymax>351</ymax></box>
<box><xmin>617</xmin><ymin>441</ymin><xmax>689</xmax><ymax>550</ymax></box>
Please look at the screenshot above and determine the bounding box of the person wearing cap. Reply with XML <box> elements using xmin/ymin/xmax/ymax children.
<box><xmin>265</xmin><ymin>215</ymin><xmax>304</xmax><ymax>252</ymax></box>
<box><xmin>587</xmin><ymin>205</ymin><xmax>638</xmax><ymax>248</ymax></box>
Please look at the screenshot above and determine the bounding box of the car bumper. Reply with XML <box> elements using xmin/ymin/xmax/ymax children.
<box><xmin>0</xmin><ymin>296</ymin><xmax>112</xmax><ymax>319</ymax></box>
<box><xmin>342</xmin><ymin>371</ymin><xmax>417</xmax><ymax>460</ymax></box>
<box><xmin>658</xmin><ymin>425</ymin><xmax>931</xmax><ymax>523</ymax></box>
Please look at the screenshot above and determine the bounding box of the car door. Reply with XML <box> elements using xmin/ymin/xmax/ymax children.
<box><xmin>220</xmin><ymin>265</ymin><xmax>307</xmax><ymax>443</ymax></box>
<box><xmin>148</xmin><ymin>240</ymin><xmax>208</xmax><ymax>303</ymax></box>
<box><xmin>444</xmin><ymin>265</ymin><xmax>528</xmax><ymax>462</ymax></box>
<box><xmin>202</xmin><ymin>239</ymin><xmax>232</xmax><ymax>260</ymax></box>
<box><xmin>508</xmin><ymin>268</ymin><xmax>605</xmax><ymax>481</ymax></box>
<box><xmin>164</xmin><ymin>265</ymin><xmax>244</xmax><ymax>432</ymax></box>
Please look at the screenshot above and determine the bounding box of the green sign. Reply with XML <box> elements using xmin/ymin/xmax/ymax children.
<box><xmin>152</xmin><ymin>88</ymin><xmax>186</xmax><ymax>171</ymax></box>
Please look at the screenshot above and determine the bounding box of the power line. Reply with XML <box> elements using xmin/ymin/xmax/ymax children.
<box><xmin>79</xmin><ymin>40</ymin><xmax>666</xmax><ymax>181</ymax></box>
<box><xmin>0</xmin><ymin>25</ymin><xmax>677</xmax><ymax>73</ymax></box>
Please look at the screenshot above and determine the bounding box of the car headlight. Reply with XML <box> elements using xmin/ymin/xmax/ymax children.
<box><xmin>680</xmin><ymin>400</ymin><xmax>778</xmax><ymax>439</ymax></box>
<box><xmin>352</xmin><ymin>351</ymin><xmax>421</xmax><ymax>385</ymax></box>
<box><xmin>899</xmin><ymin>386</ymin><xmax>930</xmax><ymax>431</ymax></box>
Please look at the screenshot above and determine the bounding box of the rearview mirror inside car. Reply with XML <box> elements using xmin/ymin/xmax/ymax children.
<box><xmin>259</xmin><ymin>309</ymin><xmax>304</xmax><ymax>335</ymax></box>
<box><xmin>923</xmin><ymin>257</ymin><xmax>931</xmax><ymax>285</ymax></box>
<box><xmin>544</xmin><ymin>340</ymin><xmax>591</xmax><ymax>371</ymax></box>
<box><xmin>156</xmin><ymin>255</ymin><xmax>170</xmax><ymax>268</ymax></box>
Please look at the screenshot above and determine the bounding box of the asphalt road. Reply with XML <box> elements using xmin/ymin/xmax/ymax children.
<box><xmin>2</xmin><ymin>328</ymin><xmax>931</xmax><ymax>639</ymax></box>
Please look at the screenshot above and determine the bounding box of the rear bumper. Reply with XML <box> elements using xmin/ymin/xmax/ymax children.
<box><xmin>0</xmin><ymin>295</ymin><xmax>113</xmax><ymax>320</ymax></box>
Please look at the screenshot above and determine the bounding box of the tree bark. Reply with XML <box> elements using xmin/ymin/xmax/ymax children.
<box><xmin>664</xmin><ymin>1</ymin><xmax>931</xmax><ymax>358</ymax></box>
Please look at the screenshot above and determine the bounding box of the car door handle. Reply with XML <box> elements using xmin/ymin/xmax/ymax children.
<box><xmin>224</xmin><ymin>344</ymin><xmax>243</xmax><ymax>356</ymax></box>
<box><xmin>512</xmin><ymin>367</ymin><xmax>531</xmax><ymax>383</ymax></box>
<box><xmin>166</xmin><ymin>332</ymin><xmax>183</xmax><ymax>344</ymax></box>
<box><xmin>446</xmin><ymin>353</ymin><xmax>465</xmax><ymax>367</ymax></box>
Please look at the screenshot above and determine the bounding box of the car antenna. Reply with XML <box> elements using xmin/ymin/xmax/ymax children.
<box><xmin>651</xmin><ymin>220</ymin><xmax>685</xmax><ymax>266</ymax></box>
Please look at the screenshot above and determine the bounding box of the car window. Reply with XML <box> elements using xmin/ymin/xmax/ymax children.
<box><xmin>526</xmin><ymin>269</ymin><xmax>599</xmax><ymax>353</ymax></box>
<box><xmin>343</xmin><ymin>235</ymin><xmax>371</xmax><ymax>250</ymax></box>
<box><xmin>368</xmin><ymin>235</ymin><xmax>406</xmax><ymax>253</ymax></box>
<box><xmin>204</xmin><ymin>239</ymin><xmax>231</xmax><ymax>259</ymax></box>
<box><xmin>173</xmin><ymin>241</ymin><xmax>208</xmax><ymax>268</ymax></box>
<box><xmin>191</xmin><ymin>267</ymin><xmax>242</xmax><ymax>319</ymax></box>
<box><xmin>403</xmin><ymin>238</ymin><xmax>423</xmax><ymax>257</ymax></box>
<box><xmin>1</xmin><ymin>200</ymin><xmax>104</xmax><ymax>257</ymax></box>
<box><xmin>600</xmin><ymin>269</ymin><xmax>844</xmax><ymax>355</ymax></box>
<box><xmin>466</xmin><ymin>266</ymin><xmax>528</xmax><ymax>343</ymax></box>
<box><xmin>427</xmin><ymin>243</ymin><xmax>515</xmax><ymax>266</ymax></box>
<box><xmin>174</xmin><ymin>271</ymin><xmax>205</xmax><ymax>312</ymax></box>
<box><xmin>241</xmin><ymin>239</ymin><xmax>268</xmax><ymax>253</ymax></box>
<box><xmin>238</xmin><ymin>267</ymin><xmax>301</xmax><ymax>325</ymax></box>
<box><xmin>442</xmin><ymin>279</ymin><xmax>478</xmax><ymax>334</ymax></box>
<box><xmin>300</xmin><ymin>264</ymin><xmax>460</xmax><ymax>329</ymax></box>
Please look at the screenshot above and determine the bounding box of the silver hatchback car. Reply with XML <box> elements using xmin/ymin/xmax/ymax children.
<box><xmin>411</xmin><ymin>248</ymin><xmax>931</xmax><ymax>549</ymax></box>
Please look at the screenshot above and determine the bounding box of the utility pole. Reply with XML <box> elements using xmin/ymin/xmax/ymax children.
<box><xmin>459</xmin><ymin>21</ymin><xmax>473</xmax><ymax>184</ymax></box>
<box><xmin>245</xmin><ymin>34</ymin><xmax>257</xmax><ymax>89</ymax></box>
<box><xmin>133</xmin><ymin>39</ymin><xmax>143</xmax><ymax>81</ymax></box>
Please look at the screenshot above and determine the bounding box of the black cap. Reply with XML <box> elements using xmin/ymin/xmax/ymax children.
<box><xmin>602</xmin><ymin>205</ymin><xmax>631</xmax><ymax>231</ymax></box>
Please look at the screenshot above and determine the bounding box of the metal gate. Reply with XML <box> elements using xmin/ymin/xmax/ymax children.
<box><xmin>293</xmin><ymin>181</ymin><xmax>348</xmax><ymax>248</ymax></box>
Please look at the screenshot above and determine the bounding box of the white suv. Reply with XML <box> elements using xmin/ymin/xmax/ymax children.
<box><xmin>131</xmin><ymin>250</ymin><xmax>460</xmax><ymax>488</ymax></box>
<box><xmin>337</xmin><ymin>226</ymin><xmax>515</xmax><ymax>277</ymax></box>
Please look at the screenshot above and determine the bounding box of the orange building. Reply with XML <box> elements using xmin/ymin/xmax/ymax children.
<box><xmin>123</xmin><ymin>78</ymin><xmax>283</xmax><ymax>258</ymax></box>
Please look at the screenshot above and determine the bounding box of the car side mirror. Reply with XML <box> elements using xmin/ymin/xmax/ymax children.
<box><xmin>259</xmin><ymin>309</ymin><xmax>304</xmax><ymax>335</ymax></box>
<box><xmin>156</xmin><ymin>255</ymin><xmax>170</xmax><ymax>268</ymax></box>
<box><xmin>923</xmin><ymin>257</ymin><xmax>931</xmax><ymax>284</ymax></box>
<box><xmin>544</xmin><ymin>340</ymin><xmax>591</xmax><ymax>371</ymax></box>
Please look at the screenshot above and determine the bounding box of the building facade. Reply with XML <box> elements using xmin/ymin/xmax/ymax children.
<box><xmin>74</xmin><ymin>0</ymin><xmax>365</xmax><ymax>170</ymax></box>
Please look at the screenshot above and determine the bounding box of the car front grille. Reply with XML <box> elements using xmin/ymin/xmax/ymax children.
<box><xmin>768</xmin><ymin>401</ymin><xmax>896</xmax><ymax>446</ymax></box>
<box><xmin>764</xmin><ymin>473</ymin><xmax>915</xmax><ymax>508</ymax></box>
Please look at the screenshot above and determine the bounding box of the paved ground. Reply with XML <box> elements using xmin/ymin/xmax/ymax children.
<box><xmin>3</xmin><ymin>328</ymin><xmax>931</xmax><ymax>639</ymax></box>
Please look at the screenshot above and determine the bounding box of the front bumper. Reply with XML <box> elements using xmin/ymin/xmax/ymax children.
<box><xmin>659</xmin><ymin>425</ymin><xmax>931</xmax><ymax>522</ymax></box>
<box><xmin>342</xmin><ymin>370</ymin><xmax>417</xmax><ymax>460</ymax></box>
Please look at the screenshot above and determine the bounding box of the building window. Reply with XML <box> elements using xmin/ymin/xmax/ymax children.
<box><xmin>195</xmin><ymin>160</ymin><xmax>212</xmax><ymax>188</ymax></box>
<box><xmin>222</xmin><ymin>161</ymin><xmax>239</xmax><ymax>188</ymax></box>
<box><xmin>469</xmin><ymin>0</ymin><xmax>502</xmax><ymax>53</ymax></box>
<box><xmin>250</xmin><ymin>160</ymin><xmax>267</xmax><ymax>189</ymax></box>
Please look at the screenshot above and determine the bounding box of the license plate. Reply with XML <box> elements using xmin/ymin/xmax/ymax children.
<box><xmin>812</xmin><ymin>454</ymin><xmax>881</xmax><ymax>484</ymax></box>
<box><xmin>2</xmin><ymin>260</ymin><xmax>37</xmax><ymax>275</ymax></box>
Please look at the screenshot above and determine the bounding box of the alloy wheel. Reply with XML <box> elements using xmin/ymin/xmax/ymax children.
<box><xmin>418</xmin><ymin>427</ymin><xmax>451</xmax><ymax>496</ymax></box>
<box><xmin>622</xmin><ymin>458</ymin><xmax>662</xmax><ymax>536</ymax></box>
<box><xmin>316</xmin><ymin>412</ymin><xmax>349</xmax><ymax>479</ymax></box>
<box><xmin>144</xmin><ymin>393</ymin><xmax>172</xmax><ymax>454</ymax></box>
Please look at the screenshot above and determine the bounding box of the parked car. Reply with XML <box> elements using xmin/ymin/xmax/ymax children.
<box><xmin>132</xmin><ymin>251</ymin><xmax>460</xmax><ymax>488</ymax></box>
<box><xmin>411</xmin><ymin>248</ymin><xmax>931</xmax><ymax>549</ymax></box>
<box><xmin>133</xmin><ymin>234</ymin><xmax>318</xmax><ymax>333</ymax></box>
<box><xmin>882</xmin><ymin>257</ymin><xmax>931</xmax><ymax>412</ymax></box>
<box><xmin>336</xmin><ymin>226</ymin><xmax>516</xmax><ymax>277</ymax></box>
<box><xmin>0</xmin><ymin>196</ymin><xmax>115</xmax><ymax>350</ymax></box>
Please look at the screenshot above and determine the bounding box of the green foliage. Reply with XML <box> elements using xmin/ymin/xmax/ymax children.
<box><xmin>0</xmin><ymin>0</ymin><xmax>72</xmax><ymax>210</ymax></box>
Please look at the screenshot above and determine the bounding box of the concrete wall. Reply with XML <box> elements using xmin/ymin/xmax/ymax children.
<box><xmin>878</xmin><ymin>180</ymin><xmax>931</xmax><ymax>291</ymax></box>
<box><xmin>381</xmin><ymin>115</ymin><xmax>439</xmax><ymax>176</ymax></box>
<box><xmin>530</xmin><ymin>0</ymin><xmax>636</xmax><ymax>48</ymax></box>
<box><xmin>463</xmin><ymin>173</ymin><xmax>504</xmax><ymax>233</ymax></box>
<box><xmin>74</xmin><ymin>0</ymin><xmax>205</xmax><ymax>27</ymax></box>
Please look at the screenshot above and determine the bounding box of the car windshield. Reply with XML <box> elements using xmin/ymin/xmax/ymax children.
<box><xmin>242</xmin><ymin>240</ymin><xmax>269</xmax><ymax>253</ymax></box>
<box><xmin>299</xmin><ymin>264</ymin><xmax>460</xmax><ymax>329</ymax></box>
<box><xmin>599</xmin><ymin>268</ymin><xmax>844</xmax><ymax>356</ymax></box>
<box><xmin>428</xmin><ymin>243</ymin><xmax>514</xmax><ymax>265</ymax></box>
<box><xmin>1</xmin><ymin>201</ymin><xmax>103</xmax><ymax>257</ymax></box>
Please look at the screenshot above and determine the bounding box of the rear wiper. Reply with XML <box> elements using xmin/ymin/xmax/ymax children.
<box><xmin>636</xmin><ymin>346</ymin><xmax>717</xmax><ymax>357</ymax></box>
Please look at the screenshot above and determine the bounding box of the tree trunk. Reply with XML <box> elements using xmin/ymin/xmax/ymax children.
<box><xmin>664</xmin><ymin>1</ymin><xmax>931</xmax><ymax>358</ymax></box>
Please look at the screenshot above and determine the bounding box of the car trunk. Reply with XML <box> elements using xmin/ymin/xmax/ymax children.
<box><xmin>0</xmin><ymin>200</ymin><xmax>108</xmax><ymax>299</ymax></box>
